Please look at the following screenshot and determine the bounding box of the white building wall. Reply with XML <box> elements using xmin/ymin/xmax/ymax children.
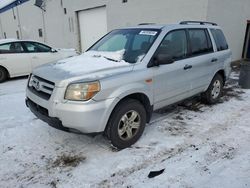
<box><xmin>207</xmin><ymin>0</ymin><xmax>250</xmax><ymax>61</ymax></box>
<box><xmin>107</xmin><ymin>0</ymin><xmax>209</xmax><ymax>29</ymax></box>
<box><xmin>0</xmin><ymin>8</ymin><xmax>20</xmax><ymax>39</ymax></box>
<box><xmin>17</xmin><ymin>0</ymin><xmax>45</xmax><ymax>42</ymax></box>
<box><xmin>0</xmin><ymin>0</ymin><xmax>249</xmax><ymax>61</ymax></box>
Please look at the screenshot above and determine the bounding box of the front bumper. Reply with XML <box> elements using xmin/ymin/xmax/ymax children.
<box><xmin>26</xmin><ymin>86</ymin><xmax>118</xmax><ymax>133</ymax></box>
<box><xmin>26</xmin><ymin>98</ymin><xmax>70</xmax><ymax>132</ymax></box>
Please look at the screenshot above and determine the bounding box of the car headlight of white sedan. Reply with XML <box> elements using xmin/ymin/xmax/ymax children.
<box><xmin>65</xmin><ymin>81</ymin><xmax>100</xmax><ymax>101</ymax></box>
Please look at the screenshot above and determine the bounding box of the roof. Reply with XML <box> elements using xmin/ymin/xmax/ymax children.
<box><xmin>121</xmin><ymin>22</ymin><xmax>220</xmax><ymax>30</ymax></box>
<box><xmin>0</xmin><ymin>38</ymin><xmax>49</xmax><ymax>45</ymax></box>
<box><xmin>0</xmin><ymin>38</ymin><xmax>18</xmax><ymax>44</ymax></box>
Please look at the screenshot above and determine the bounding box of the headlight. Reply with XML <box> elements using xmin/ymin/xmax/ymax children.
<box><xmin>65</xmin><ymin>81</ymin><xmax>100</xmax><ymax>101</ymax></box>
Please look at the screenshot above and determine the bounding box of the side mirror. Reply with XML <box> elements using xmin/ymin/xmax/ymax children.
<box><xmin>148</xmin><ymin>54</ymin><xmax>174</xmax><ymax>67</ymax></box>
<box><xmin>51</xmin><ymin>48</ymin><xmax>57</xmax><ymax>53</ymax></box>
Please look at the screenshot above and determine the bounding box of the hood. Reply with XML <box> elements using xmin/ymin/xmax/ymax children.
<box><xmin>56</xmin><ymin>48</ymin><xmax>77</xmax><ymax>53</ymax></box>
<box><xmin>56</xmin><ymin>48</ymin><xmax>78</xmax><ymax>57</ymax></box>
<box><xmin>32</xmin><ymin>51</ymin><xmax>133</xmax><ymax>87</ymax></box>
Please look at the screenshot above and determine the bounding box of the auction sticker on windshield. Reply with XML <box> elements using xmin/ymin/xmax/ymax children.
<box><xmin>139</xmin><ymin>30</ymin><xmax>158</xmax><ymax>36</ymax></box>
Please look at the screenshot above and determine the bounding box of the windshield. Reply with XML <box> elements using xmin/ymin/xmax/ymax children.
<box><xmin>88</xmin><ymin>29</ymin><xmax>160</xmax><ymax>63</ymax></box>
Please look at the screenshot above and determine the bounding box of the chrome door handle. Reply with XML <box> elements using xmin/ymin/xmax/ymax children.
<box><xmin>184</xmin><ymin>64</ymin><xmax>193</xmax><ymax>70</ymax></box>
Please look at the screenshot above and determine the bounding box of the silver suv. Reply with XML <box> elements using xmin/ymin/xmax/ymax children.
<box><xmin>26</xmin><ymin>21</ymin><xmax>232</xmax><ymax>149</ymax></box>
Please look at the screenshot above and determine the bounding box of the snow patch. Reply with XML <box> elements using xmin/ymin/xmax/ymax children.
<box><xmin>53</xmin><ymin>50</ymin><xmax>130</xmax><ymax>75</ymax></box>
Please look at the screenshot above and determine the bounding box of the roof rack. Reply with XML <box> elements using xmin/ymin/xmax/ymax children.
<box><xmin>180</xmin><ymin>21</ymin><xmax>217</xmax><ymax>26</ymax></box>
<box><xmin>138</xmin><ymin>23</ymin><xmax>155</xmax><ymax>25</ymax></box>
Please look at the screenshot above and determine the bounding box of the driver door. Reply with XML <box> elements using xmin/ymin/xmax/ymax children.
<box><xmin>152</xmin><ymin>29</ymin><xmax>192</xmax><ymax>109</ymax></box>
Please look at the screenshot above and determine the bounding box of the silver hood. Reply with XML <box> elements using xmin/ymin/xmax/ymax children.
<box><xmin>32</xmin><ymin>52</ymin><xmax>134</xmax><ymax>87</ymax></box>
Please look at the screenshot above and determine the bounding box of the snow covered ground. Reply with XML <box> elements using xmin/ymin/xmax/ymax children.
<box><xmin>0</xmin><ymin>70</ymin><xmax>250</xmax><ymax>188</ymax></box>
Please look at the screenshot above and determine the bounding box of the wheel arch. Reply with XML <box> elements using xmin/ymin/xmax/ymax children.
<box><xmin>104</xmin><ymin>92</ymin><xmax>153</xmax><ymax>140</ymax></box>
<box><xmin>105</xmin><ymin>92</ymin><xmax>153</xmax><ymax>133</ymax></box>
<box><xmin>0</xmin><ymin>65</ymin><xmax>10</xmax><ymax>78</ymax></box>
<box><xmin>116</xmin><ymin>93</ymin><xmax>153</xmax><ymax>123</ymax></box>
<box><xmin>216</xmin><ymin>69</ymin><xmax>226</xmax><ymax>86</ymax></box>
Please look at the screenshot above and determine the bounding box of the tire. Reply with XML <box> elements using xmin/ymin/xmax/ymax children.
<box><xmin>202</xmin><ymin>74</ymin><xmax>223</xmax><ymax>104</ymax></box>
<box><xmin>0</xmin><ymin>67</ymin><xmax>8</xmax><ymax>83</ymax></box>
<box><xmin>105</xmin><ymin>99</ymin><xmax>147</xmax><ymax>149</ymax></box>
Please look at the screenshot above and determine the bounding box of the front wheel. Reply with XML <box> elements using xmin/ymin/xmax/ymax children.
<box><xmin>202</xmin><ymin>74</ymin><xmax>223</xmax><ymax>104</ymax></box>
<box><xmin>0</xmin><ymin>67</ymin><xmax>8</xmax><ymax>83</ymax></box>
<box><xmin>105</xmin><ymin>99</ymin><xmax>147</xmax><ymax>149</ymax></box>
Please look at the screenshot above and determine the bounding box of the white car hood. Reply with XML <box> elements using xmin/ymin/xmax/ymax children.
<box><xmin>32</xmin><ymin>51</ymin><xmax>133</xmax><ymax>87</ymax></box>
<box><xmin>56</xmin><ymin>48</ymin><xmax>78</xmax><ymax>58</ymax></box>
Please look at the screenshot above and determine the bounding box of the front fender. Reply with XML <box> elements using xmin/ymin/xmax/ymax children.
<box><xmin>93</xmin><ymin>82</ymin><xmax>153</xmax><ymax>132</ymax></box>
<box><xmin>108</xmin><ymin>82</ymin><xmax>153</xmax><ymax>104</ymax></box>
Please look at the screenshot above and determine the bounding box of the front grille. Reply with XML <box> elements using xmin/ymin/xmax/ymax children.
<box><xmin>28</xmin><ymin>75</ymin><xmax>55</xmax><ymax>100</ymax></box>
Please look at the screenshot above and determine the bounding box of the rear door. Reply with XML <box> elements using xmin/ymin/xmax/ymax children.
<box><xmin>0</xmin><ymin>42</ymin><xmax>31</xmax><ymax>77</ymax></box>
<box><xmin>210</xmin><ymin>29</ymin><xmax>231</xmax><ymax>78</ymax></box>
<box><xmin>22</xmin><ymin>42</ymin><xmax>62</xmax><ymax>69</ymax></box>
<box><xmin>185</xmin><ymin>28</ymin><xmax>215</xmax><ymax>95</ymax></box>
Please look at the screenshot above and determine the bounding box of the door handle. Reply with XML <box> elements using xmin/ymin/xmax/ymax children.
<box><xmin>184</xmin><ymin>64</ymin><xmax>192</xmax><ymax>70</ymax></box>
<box><xmin>211</xmin><ymin>58</ymin><xmax>218</xmax><ymax>62</ymax></box>
<box><xmin>32</xmin><ymin>56</ymin><xmax>38</xmax><ymax>59</ymax></box>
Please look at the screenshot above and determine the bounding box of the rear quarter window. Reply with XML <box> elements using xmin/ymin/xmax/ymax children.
<box><xmin>211</xmin><ymin>29</ymin><xmax>228</xmax><ymax>51</ymax></box>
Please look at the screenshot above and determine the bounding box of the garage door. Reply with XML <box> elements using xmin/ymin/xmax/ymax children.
<box><xmin>78</xmin><ymin>6</ymin><xmax>107</xmax><ymax>52</ymax></box>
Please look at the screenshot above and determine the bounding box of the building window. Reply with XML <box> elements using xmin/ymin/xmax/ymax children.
<box><xmin>38</xmin><ymin>28</ymin><xmax>43</xmax><ymax>37</ymax></box>
<box><xmin>64</xmin><ymin>8</ymin><xmax>67</xmax><ymax>14</ymax></box>
<box><xmin>4</xmin><ymin>32</ymin><xmax>7</xmax><ymax>39</ymax></box>
<box><xmin>122</xmin><ymin>0</ymin><xmax>128</xmax><ymax>3</ymax></box>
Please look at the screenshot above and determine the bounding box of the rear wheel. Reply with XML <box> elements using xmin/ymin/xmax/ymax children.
<box><xmin>0</xmin><ymin>67</ymin><xmax>8</xmax><ymax>83</ymax></box>
<box><xmin>105</xmin><ymin>99</ymin><xmax>147</xmax><ymax>149</ymax></box>
<box><xmin>202</xmin><ymin>74</ymin><xmax>223</xmax><ymax>104</ymax></box>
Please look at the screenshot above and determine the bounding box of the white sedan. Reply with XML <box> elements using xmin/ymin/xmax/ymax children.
<box><xmin>0</xmin><ymin>39</ymin><xmax>78</xmax><ymax>82</ymax></box>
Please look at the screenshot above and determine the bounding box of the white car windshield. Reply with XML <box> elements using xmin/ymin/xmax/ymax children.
<box><xmin>89</xmin><ymin>29</ymin><xmax>160</xmax><ymax>63</ymax></box>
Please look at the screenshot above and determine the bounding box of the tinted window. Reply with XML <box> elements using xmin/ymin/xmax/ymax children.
<box><xmin>157</xmin><ymin>30</ymin><xmax>188</xmax><ymax>60</ymax></box>
<box><xmin>23</xmin><ymin>42</ymin><xmax>51</xmax><ymax>53</ymax></box>
<box><xmin>211</xmin><ymin>29</ymin><xmax>228</xmax><ymax>51</ymax></box>
<box><xmin>189</xmin><ymin>29</ymin><xmax>213</xmax><ymax>56</ymax></box>
<box><xmin>0</xmin><ymin>42</ymin><xmax>24</xmax><ymax>54</ymax></box>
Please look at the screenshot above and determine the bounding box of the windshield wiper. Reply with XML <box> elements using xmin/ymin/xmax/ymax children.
<box><xmin>102</xmin><ymin>56</ymin><xmax>119</xmax><ymax>62</ymax></box>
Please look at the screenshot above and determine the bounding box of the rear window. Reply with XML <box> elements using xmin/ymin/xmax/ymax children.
<box><xmin>211</xmin><ymin>29</ymin><xmax>228</xmax><ymax>51</ymax></box>
<box><xmin>188</xmin><ymin>29</ymin><xmax>213</xmax><ymax>56</ymax></box>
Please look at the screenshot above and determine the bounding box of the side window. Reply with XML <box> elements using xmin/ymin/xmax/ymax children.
<box><xmin>157</xmin><ymin>30</ymin><xmax>188</xmax><ymax>60</ymax></box>
<box><xmin>34</xmin><ymin>42</ymin><xmax>51</xmax><ymax>52</ymax></box>
<box><xmin>23</xmin><ymin>42</ymin><xmax>51</xmax><ymax>53</ymax></box>
<box><xmin>0</xmin><ymin>42</ymin><xmax>24</xmax><ymax>54</ymax></box>
<box><xmin>188</xmin><ymin>29</ymin><xmax>213</xmax><ymax>56</ymax></box>
<box><xmin>211</xmin><ymin>29</ymin><xmax>228</xmax><ymax>51</ymax></box>
<box><xmin>97</xmin><ymin>34</ymin><xmax>127</xmax><ymax>51</ymax></box>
